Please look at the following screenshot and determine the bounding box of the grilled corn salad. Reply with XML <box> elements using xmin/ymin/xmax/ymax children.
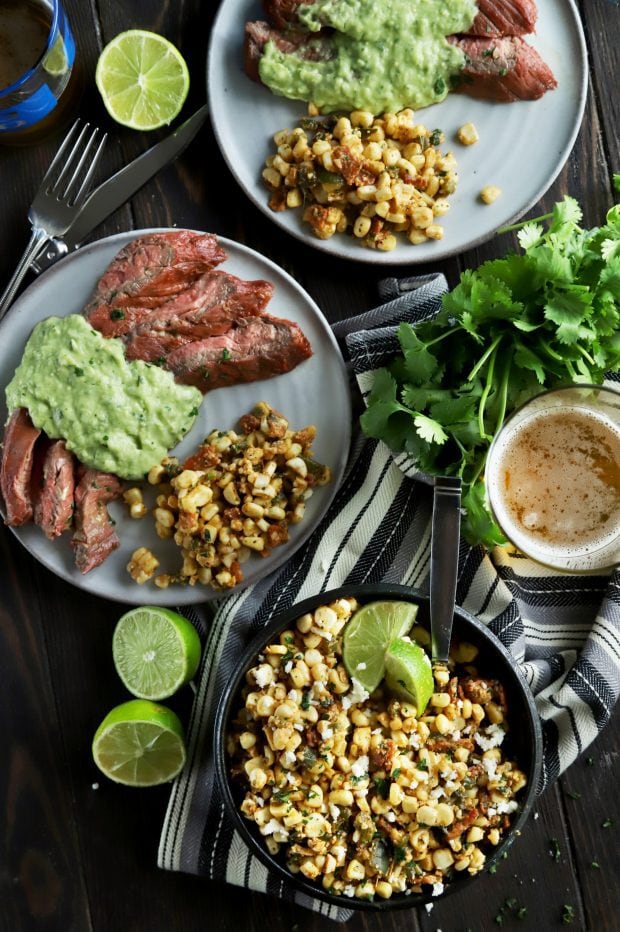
<box><xmin>262</xmin><ymin>109</ymin><xmax>458</xmax><ymax>251</ymax></box>
<box><xmin>125</xmin><ymin>403</ymin><xmax>331</xmax><ymax>590</ymax></box>
<box><xmin>228</xmin><ymin>598</ymin><xmax>527</xmax><ymax>901</ymax></box>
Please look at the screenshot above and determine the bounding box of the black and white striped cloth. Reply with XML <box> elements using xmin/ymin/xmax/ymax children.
<box><xmin>158</xmin><ymin>273</ymin><xmax>620</xmax><ymax>922</ymax></box>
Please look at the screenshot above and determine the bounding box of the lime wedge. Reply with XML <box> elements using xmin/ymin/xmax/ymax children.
<box><xmin>112</xmin><ymin>606</ymin><xmax>201</xmax><ymax>700</ymax></box>
<box><xmin>384</xmin><ymin>638</ymin><xmax>434</xmax><ymax>715</ymax></box>
<box><xmin>92</xmin><ymin>699</ymin><xmax>186</xmax><ymax>786</ymax></box>
<box><xmin>343</xmin><ymin>601</ymin><xmax>419</xmax><ymax>692</ymax></box>
<box><xmin>95</xmin><ymin>29</ymin><xmax>190</xmax><ymax>130</ymax></box>
<box><xmin>43</xmin><ymin>34</ymin><xmax>68</xmax><ymax>76</ymax></box>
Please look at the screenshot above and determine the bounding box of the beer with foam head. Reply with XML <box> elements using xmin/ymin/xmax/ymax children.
<box><xmin>486</xmin><ymin>386</ymin><xmax>620</xmax><ymax>572</ymax></box>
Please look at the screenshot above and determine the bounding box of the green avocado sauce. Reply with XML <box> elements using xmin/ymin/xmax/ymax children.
<box><xmin>259</xmin><ymin>0</ymin><xmax>477</xmax><ymax>114</ymax></box>
<box><xmin>5</xmin><ymin>315</ymin><xmax>202</xmax><ymax>480</ymax></box>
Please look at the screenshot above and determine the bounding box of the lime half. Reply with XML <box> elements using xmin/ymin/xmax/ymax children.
<box><xmin>112</xmin><ymin>606</ymin><xmax>201</xmax><ymax>700</ymax></box>
<box><xmin>343</xmin><ymin>601</ymin><xmax>419</xmax><ymax>692</ymax></box>
<box><xmin>95</xmin><ymin>29</ymin><xmax>190</xmax><ymax>130</ymax></box>
<box><xmin>384</xmin><ymin>638</ymin><xmax>434</xmax><ymax>715</ymax></box>
<box><xmin>92</xmin><ymin>699</ymin><xmax>186</xmax><ymax>786</ymax></box>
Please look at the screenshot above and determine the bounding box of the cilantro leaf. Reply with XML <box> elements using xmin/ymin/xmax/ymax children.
<box><xmin>413</xmin><ymin>413</ymin><xmax>448</xmax><ymax>445</ymax></box>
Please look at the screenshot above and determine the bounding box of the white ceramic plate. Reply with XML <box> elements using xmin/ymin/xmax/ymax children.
<box><xmin>0</xmin><ymin>231</ymin><xmax>351</xmax><ymax>605</ymax></box>
<box><xmin>207</xmin><ymin>0</ymin><xmax>587</xmax><ymax>264</ymax></box>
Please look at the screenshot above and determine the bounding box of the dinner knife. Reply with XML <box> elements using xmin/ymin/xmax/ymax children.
<box><xmin>31</xmin><ymin>103</ymin><xmax>210</xmax><ymax>274</ymax></box>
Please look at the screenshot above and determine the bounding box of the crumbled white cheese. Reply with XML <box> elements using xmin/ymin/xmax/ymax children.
<box><xmin>341</xmin><ymin>677</ymin><xmax>370</xmax><ymax>709</ymax></box>
<box><xmin>372</xmin><ymin>727</ymin><xmax>384</xmax><ymax>735</ymax></box>
<box><xmin>284</xmin><ymin>660</ymin><xmax>293</xmax><ymax>674</ymax></box>
<box><xmin>409</xmin><ymin>733</ymin><xmax>421</xmax><ymax>749</ymax></box>
<box><xmin>432</xmin><ymin>881</ymin><xmax>444</xmax><ymax>897</ymax></box>
<box><xmin>534</xmin><ymin>812</ymin><xmax>539</xmax><ymax>820</ymax></box>
<box><xmin>425</xmin><ymin>903</ymin><xmax>434</xmax><ymax>914</ymax></box>
<box><xmin>319</xmin><ymin>724</ymin><xmax>334</xmax><ymax>739</ymax></box>
<box><xmin>474</xmin><ymin>724</ymin><xmax>506</xmax><ymax>751</ymax></box>
<box><xmin>450</xmin><ymin>731</ymin><xmax>461</xmax><ymax>741</ymax></box>
<box><xmin>282</xmin><ymin>751</ymin><xmax>296</xmax><ymax>766</ymax></box>
<box><xmin>342</xmin><ymin>885</ymin><xmax>356</xmax><ymax>898</ymax></box>
<box><xmin>329</xmin><ymin>804</ymin><xmax>341</xmax><ymax>821</ymax></box>
<box><xmin>487</xmin><ymin>807</ymin><xmax>497</xmax><ymax>817</ymax></box>
<box><xmin>482</xmin><ymin>756</ymin><xmax>498</xmax><ymax>780</ymax></box>
<box><xmin>293</xmin><ymin>722</ymin><xmax>304</xmax><ymax>731</ymax></box>
<box><xmin>91</xmin><ymin>783</ymin><xmax>99</xmax><ymax>790</ymax></box>
<box><xmin>430</xmin><ymin>786</ymin><xmax>445</xmax><ymax>799</ymax></box>
<box><xmin>351</xmin><ymin>755</ymin><xmax>369</xmax><ymax>778</ymax></box>
<box><xmin>356</xmin><ymin>661</ymin><xmax>367</xmax><ymax>671</ymax></box>
<box><xmin>496</xmin><ymin>800</ymin><xmax>519</xmax><ymax>815</ymax></box>
<box><xmin>285</xmin><ymin>772</ymin><xmax>295</xmax><ymax>785</ymax></box>
<box><xmin>261</xmin><ymin>819</ymin><xmax>289</xmax><ymax>839</ymax></box>
<box><xmin>256</xmin><ymin>796</ymin><xmax>265</xmax><ymax>806</ymax></box>
<box><xmin>385</xmin><ymin>811</ymin><xmax>397</xmax><ymax>823</ymax></box>
<box><xmin>253</xmin><ymin>665</ymin><xmax>272</xmax><ymax>688</ymax></box>
<box><xmin>288</xmin><ymin>689</ymin><xmax>299</xmax><ymax>701</ymax></box>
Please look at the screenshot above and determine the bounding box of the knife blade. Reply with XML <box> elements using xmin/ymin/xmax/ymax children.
<box><xmin>31</xmin><ymin>103</ymin><xmax>210</xmax><ymax>274</ymax></box>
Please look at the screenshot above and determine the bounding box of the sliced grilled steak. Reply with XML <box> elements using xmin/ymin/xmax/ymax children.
<box><xmin>451</xmin><ymin>35</ymin><xmax>557</xmax><ymax>101</ymax></box>
<box><xmin>0</xmin><ymin>408</ymin><xmax>41</xmax><ymax>526</ymax></box>
<box><xmin>261</xmin><ymin>0</ymin><xmax>536</xmax><ymax>35</ymax></box>
<box><xmin>84</xmin><ymin>232</ymin><xmax>227</xmax><ymax>319</ymax></box>
<box><xmin>89</xmin><ymin>270</ymin><xmax>273</xmax><ymax>341</ymax></box>
<box><xmin>166</xmin><ymin>314</ymin><xmax>313</xmax><ymax>392</ymax></box>
<box><xmin>72</xmin><ymin>469</ymin><xmax>122</xmax><ymax>573</ymax></box>
<box><xmin>33</xmin><ymin>440</ymin><xmax>76</xmax><ymax>540</ymax></box>
<box><xmin>245</xmin><ymin>20</ymin><xmax>331</xmax><ymax>82</ymax></box>
<box><xmin>468</xmin><ymin>0</ymin><xmax>537</xmax><ymax>37</ymax></box>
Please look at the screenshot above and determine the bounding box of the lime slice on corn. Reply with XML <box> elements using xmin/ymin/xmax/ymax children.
<box><xmin>95</xmin><ymin>29</ymin><xmax>189</xmax><ymax>130</ymax></box>
<box><xmin>343</xmin><ymin>600</ymin><xmax>419</xmax><ymax>692</ymax></box>
<box><xmin>92</xmin><ymin>699</ymin><xmax>186</xmax><ymax>786</ymax></box>
<box><xmin>384</xmin><ymin>638</ymin><xmax>434</xmax><ymax>715</ymax></box>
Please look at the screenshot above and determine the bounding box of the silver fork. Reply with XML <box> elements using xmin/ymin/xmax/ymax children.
<box><xmin>0</xmin><ymin>119</ymin><xmax>107</xmax><ymax>322</ymax></box>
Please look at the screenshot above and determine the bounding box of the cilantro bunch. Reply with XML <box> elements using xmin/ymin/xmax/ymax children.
<box><xmin>361</xmin><ymin>191</ymin><xmax>620</xmax><ymax>548</ymax></box>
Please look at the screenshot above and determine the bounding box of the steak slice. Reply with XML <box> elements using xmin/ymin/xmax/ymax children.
<box><xmin>467</xmin><ymin>0</ymin><xmax>537</xmax><ymax>37</ymax></box>
<box><xmin>261</xmin><ymin>0</ymin><xmax>535</xmax><ymax>35</ymax></box>
<box><xmin>72</xmin><ymin>469</ymin><xmax>122</xmax><ymax>573</ymax></box>
<box><xmin>33</xmin><ymin>440</ymin><xmax>76</xmax><ymax>540</ymax></box>
<box><xmin>84</xmin><ymin>232</ymin><xmax>227</xmax><ymax>318</ymax></box>
<box><xmin>451</xmin><ymin>36</ymin><xmax>557</xmax><ymax>101</ymax></box>
<box><xmin>89</xmin><ymin>269</ymin><xmax>273</xmax><ymax>341</ymax></box>
<box><xmin>166</xmin><ymin>314</ymin><xmax>313</xmax><ymax>392</ymax></box>
<box><xmin>1</xmin><ymin>408</ymin><xmax>41</xmax><ymax>526</ymax></box>
<box><xmin>245</xmin><ymin>21</ymin><xmax>331</xmax><ymax>82</ymax></box>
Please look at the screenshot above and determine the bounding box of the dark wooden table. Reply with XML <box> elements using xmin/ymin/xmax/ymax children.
<box><xmin>1</xmin><ymin>2</ymin><xmax>618</xmax><ymax>930</ymax></box>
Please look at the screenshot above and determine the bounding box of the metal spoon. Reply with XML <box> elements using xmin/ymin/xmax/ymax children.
<box><xmin>430</xmin><ymin>476</ymin><xmax>462</xmax><ymax>671</ymax></box>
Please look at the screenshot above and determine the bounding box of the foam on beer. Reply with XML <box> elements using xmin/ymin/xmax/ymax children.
<box><xmin>487</xmin><ymin>405</ymin><xmax>620</xmax><ymax>569</ymax></box>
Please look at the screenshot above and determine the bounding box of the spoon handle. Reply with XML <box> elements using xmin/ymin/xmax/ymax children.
<box><xmin>430</xmin><ymin>476</ymin><xmax>462</xmax><ymax>667</ymax></box>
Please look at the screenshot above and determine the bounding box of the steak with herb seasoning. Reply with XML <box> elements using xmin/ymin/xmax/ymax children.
<box><xmin>245</xmin><ymin>0</ymin><xmax>553</xmax><ymax>103</ymax></box>
<box><xmin>84</xmin><ymin>231</ymin><xmax>227</xmax><ymax>319</ymax></box>
<box><xmin>450</xmin><ymin>35</ymin><xmax>556</xmax><ymax>101</ymax></box>
<box><xmin>261</xmin><ymin>0</ymin><xmax>537</xmax><ymax>35</ymax></box>
<box><xmin>0</xmin><ymin>407</ymin><xmax>41</xmax><ymax>526</ymax></box>
<box><xmin>33</xmin><ymin>440</ymin><xmax>76</xmax><ymax>540</ymax></box>
<box><xmin>165</xmin><ymin>314</ymin><xmax>313</xmax><ymax>392</ymax></box>
<box><xmin>71</xmin><ymin>468</ymin><xmax>122</xmax><ymax>573</ymax></box>
<box><xmin>89</xmin><ymin>269</ymin><xmax>274</xmax><ymax>341</ymax></box>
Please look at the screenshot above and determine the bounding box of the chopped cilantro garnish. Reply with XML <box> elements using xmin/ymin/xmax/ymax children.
<box><xmin>301</xmin><ymin>689</ymin><xmax>311</xmax><ymax>711</ymax></box>
<box><xmin>110</xmin><ymin>308</ymin><xmax>125</xmax><ymax>320</ymax></box>
<box><xmin>417</xmin><ymin>760</ymin><xmax>429</xmax><ymax>772</ymax></box>
<box><xmin>221</xmin><ymin>348</ymin><xmax>232</xmax><ymax>361</ymax></box>
<box><xmin>602</xmin><ymin>818</ymin><xmax>614</xmax><ymax>828</ymax></box>
<box><xmin>549</xmin><ymin>838</ymin><xmax>562</xmax><ymax>862</ymax></box>
<box><xmin>562</xmin><ymin>904</ymin><xmax>575</xmax><ymax>924</ymax></box>
<box><xmin>373</xmin><ymin>777</ymin><xmax>389</xmax><ymax>799</ymax></box>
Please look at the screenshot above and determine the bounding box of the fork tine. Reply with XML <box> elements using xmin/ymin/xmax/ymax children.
<box><xmin>51</xmin><ymin>122</ymin><xmax>96</xmax><ymax>199</ymax></box>
<box><xmin>70</xmin><ymin>130</ymin><xmax>108</xmax><ymax>206</ymax></box>
<box><xmin>40</xmin><ymin>118</ymin><xmax>82</xmax><ymax>192</ymax></box>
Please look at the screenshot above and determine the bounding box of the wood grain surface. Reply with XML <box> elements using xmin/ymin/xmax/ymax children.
<box><xmin>0</xmin><ymin>1</ymin><xmax>618</xmax><ymax>930</ymax></box>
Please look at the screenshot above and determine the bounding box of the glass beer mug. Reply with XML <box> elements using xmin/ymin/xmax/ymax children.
<box><xmin>0</xmin><ymin>0</ymin><xmax>81</xmax><ymax>144</ymax></box>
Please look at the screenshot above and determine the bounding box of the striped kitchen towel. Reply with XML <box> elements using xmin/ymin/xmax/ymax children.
<box><xmin>158</xmin><ymin>272</ymin><xmax>620</xmax><ymax>921</ymax></box>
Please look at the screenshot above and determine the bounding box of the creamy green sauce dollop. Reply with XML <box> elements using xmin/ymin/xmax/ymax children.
<box><xmin>5</xmin><ymin>315</ymin><xmax>202</xmax><ymax>480</ymax></box>
<box><xmin>259</xmin><ymin>0</ymin><xmax>477</xmax><ymax>113</ymax></box>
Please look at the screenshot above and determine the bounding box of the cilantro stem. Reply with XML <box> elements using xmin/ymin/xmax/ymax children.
<box><xmin>478</xmin><ymin>343</ymin><xmax>499</xmax><ymax>439</ymax></box>
<box><xmin>575</xmin><ymin>343</ymin><xmax>596</xmax><ymax>366</ymax></box>
<box><xmin>467</xmin><ymin>333</ymin><xmax>503</xmax><ymax>383</ymax></box>
<box><xmin>423</xmin><ymin>328</ymin><xmax>458</xmax><ymax>348</ymax></box>
<box><xmin>540</xmin><ymin>339</ymin><xmax>564</xmax><ymax>363</ymax></box>
<box><xmin>494</xmin><ymin>350</ymin><xmax>513</xmax><ymax>436</ymax></box>
<box><xmin>498</xmin><ymin>212</ymin><xmax>553</xmax><ymax>234</ymax></box>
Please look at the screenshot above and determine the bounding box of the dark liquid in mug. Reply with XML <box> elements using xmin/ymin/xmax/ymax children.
<box><xmin>0</xmin><ymin>0</ymin><xmax>50</xmax><ymax>91</ymax></box>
